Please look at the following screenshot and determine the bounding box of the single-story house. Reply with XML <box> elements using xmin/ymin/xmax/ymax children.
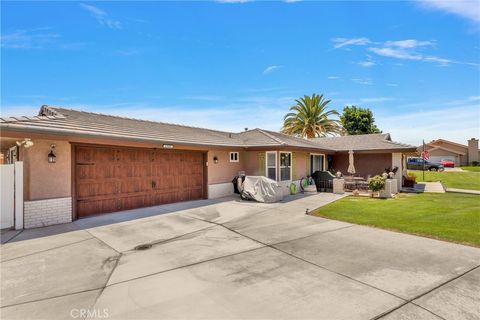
<box><xmin>419</xmin><ymin>138</ymin><xmax>479</xmax><ymax>166</ymax></box>
<box><xmin>0</xmin><ymin>106</ymin><xmax>416</xmax><ymax>229</ymax></box>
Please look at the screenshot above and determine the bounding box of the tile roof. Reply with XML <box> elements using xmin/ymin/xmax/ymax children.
<box><xmin>0</xmin><ymin>106</ymin><xmax>332</xmax><ymax>150</ymax></box>
<box><xmin>0</xmin><ymin>106</ymin><xmax>416</xmax><ymax>152</ymax></box>
<box><xmin>310</xmin><ymin>133</ymin><xmax>417</xmax><ymax>151</ymax></box>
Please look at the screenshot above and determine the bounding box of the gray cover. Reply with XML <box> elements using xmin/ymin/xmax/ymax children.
<box><xmin>241</xmin><ymin>176</ymin><xmax>283</xmax><ymax>203</ymax></box>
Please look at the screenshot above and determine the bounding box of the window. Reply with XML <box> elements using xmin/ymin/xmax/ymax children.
<box><xmin>266</xmin><ymin>152</ymin><xmax>277</xmax><ymax>180</ymax></box>
<box><xmin>280</xmin><ymin>152</ymin><xmax>292</xmax><ymax>181</ymax></box>
<box><xmin>230</xmin><ymin>152</ymin><xmax>239</xmax><ymax>162</ymax></box>
<box><xmin>310</xmin><ymin>154</ymin><xmax>325</xmax><ymax>174</ymax></box>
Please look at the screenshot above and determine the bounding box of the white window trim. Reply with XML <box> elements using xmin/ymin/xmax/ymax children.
<box><xmin>279</xmin><ymin>151</ymin><xmax>292</xmax><ymax>182</ymax></box>
<box><xmin>229</xmin><ymin>152</ymin><xmax>239</xmax><ymax>162</ymax></box>
<box><xmin>265</xmin><ymin>151</ymin><xmax>277</xmax><ymax>181</ymax></box>
<box><xmin>310</xmin><ymin>153</ymin><xmax>326</xmax><ymax>172</ymax></box>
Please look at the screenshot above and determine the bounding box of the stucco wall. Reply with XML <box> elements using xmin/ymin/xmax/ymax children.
<box><xmin>293</xmin><ymin>152</ymin><xmax>308</xmax><ymax>180</ymax></box>
<box><xmin>332</xmin><ymin>153</ymin><xmax>392</xmax><ymax>178</ymax></box>
<box><xmin>22</xmin><ymin>140</ymin><xmax>72</xmax><ymax>201</ymax></box>
<box><xmin>207</xmin><ymin>149</ymin><xmax>244</xmax><ymax>184</ymax></box>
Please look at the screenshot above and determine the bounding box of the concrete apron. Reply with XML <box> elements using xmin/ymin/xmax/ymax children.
<box><xmin>1</xmin><ymin>193</ymin><xmax>479</xmax><ymax>320</ymax></box>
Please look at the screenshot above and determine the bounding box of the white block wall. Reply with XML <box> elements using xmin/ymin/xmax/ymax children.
<box><xmin>24</xmin><ymin>197</ymin><xmax>72</xmax><ymax>229</ymax></box>
<box><xmin>208</xmin><ymin>182</ymin><xmax>234</xmax><ymax>199</ymax></box>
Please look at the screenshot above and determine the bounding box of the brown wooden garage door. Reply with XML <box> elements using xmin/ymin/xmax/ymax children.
<box><xmin>75</xmin><ymin>145</ymin><xmax>205</xmax><ymax>218</ymax></box>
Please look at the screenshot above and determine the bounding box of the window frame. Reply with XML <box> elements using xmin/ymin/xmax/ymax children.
<box><xmin>229</xmin><ymin>152</ymin><xmax>239</xmax><ymax>163</ymax></box>
<box><xmin>310</xmin><ymin>153</ymin><xmax>326</xmax><ymax>174</ymax></box>
<box><xmin>265</xmin><ymin>151</ymin><xmax>277</xmax><ymax>181</ymax></box>
<box><xmin>279</xmin><ymin>151</ymin><xmax>292</xmax><ymax>181</ymax></box>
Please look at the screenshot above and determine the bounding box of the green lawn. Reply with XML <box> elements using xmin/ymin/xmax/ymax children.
<box><xmin>409</xmin><ymin>170</ymin><xmax>480</xmax><ymax>190</ymax></box>
<box><xmin>312</xmin><ymin>193</ymin><xmax>480</xmax><ymax>247</ymax></box>
<box><xmin>461</xmin><ymin>166</ymin><xmax>480</xmax><ymax>172</ymax></box>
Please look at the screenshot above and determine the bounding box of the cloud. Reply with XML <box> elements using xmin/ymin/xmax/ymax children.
<box><xmin>332</xmin><ymin>36</ymin><xmax>478</xmax><ymax>67</ymax></box>
<box><xmin>80</xmin><ymin>3</ymin><xmax>122</xmax><ymax>29</ymax></box>
<box><xmin>351</xmin><ymin>78</ymin><xmax>373</xmax><ymax>85</ymax></box>
<box><xmin>1</xmin><ymin>28</ymin><xmax>60</xmax><ymax>49</ymax></box>
<box><xmin>387</xmin><ymin>83</ymin><xmax>399</xmax><ymax>87</ymax></box>
<box><xmin>327</xmin><ymin>76</ymin><xmax>339</xmax><ymax>79</ymax></box>
<box><xmin>384</xmin><ymin>39</ymin><xmax>434</xmax><ymax>48</ymax></box>
<box><xmin>369</xmin><ymin>47</ymin><xmax>423</xmax><ymax>61</ymax></box>
<box><xmin>331</xmin><ymin>37</ymin><xmax>371</xmax><ymax>49</ymax></box>
<box><xmin>357</xmin><ymin>55</ymin><xmax>376</xmax><ymax>67</ymax></box>
<box><xmin>416</xmin><ymin>0</ymin><xmax>480</xmax><ymax>23</ymax></box>
<box><xmin>263</xmin><ymin>65</ymin><xmax>282</xmax><ymax>75</ymax></box>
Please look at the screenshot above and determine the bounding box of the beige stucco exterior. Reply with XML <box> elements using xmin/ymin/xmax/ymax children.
<box><xmin>207</xmin><ymin>149</ymin><xmax>244</xmax><ymax>184</ymax></box>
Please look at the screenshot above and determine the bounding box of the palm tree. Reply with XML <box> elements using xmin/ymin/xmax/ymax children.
<box><xmin>281</xmin><ymin>94</ymin><xmax>343</xmax><ymax>138</ymax></box>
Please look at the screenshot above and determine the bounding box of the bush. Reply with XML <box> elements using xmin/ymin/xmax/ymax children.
<box><xmin>471</xmin><ymin>161</ymin><xmax>479</xmax><ymax>166</ymax></box>
<box><xmin>368</xmin><ymin>175</ymin><xmax>386</xmax><ymax>192</ymax></box>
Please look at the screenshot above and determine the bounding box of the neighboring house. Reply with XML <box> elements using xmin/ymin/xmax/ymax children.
<box><xmin>419</xmin><ymin>138</ymin><xmax>479</xmax><ymax>166</ymax></box>
<box><xmin>0</xmin><ymin>106</ymin><xmax>416</xmax><ymax>229</ymax></box>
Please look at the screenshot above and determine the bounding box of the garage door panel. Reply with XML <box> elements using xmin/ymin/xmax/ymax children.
<box><xmin>77</xmin><ymin>181</ymin><xmax>118</xmax><ymax>198</ymax></box>
<box><xmin>77</xmin><ymin>198</ymin><xmax>118</xmax><ymax>216</ymax></box>
<box><xmin>75</xmin><ymin>146</ymin><xmax>205</xmax><ymax>218</ymax></box>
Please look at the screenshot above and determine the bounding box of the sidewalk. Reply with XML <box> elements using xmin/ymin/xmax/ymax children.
<box><xmin>415</xmin><ymin>182</ymin><xmax>445</xmax><ymax>193</ymax></box>
<box><xmin>446</xmin><ymin>188</ymin><xmax>480</xmax><ymax>195</ymax></box>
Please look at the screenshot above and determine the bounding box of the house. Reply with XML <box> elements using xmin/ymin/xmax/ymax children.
<box><xmin>419</xmin><ymin>138</ymin><xmax>479</xmax><ymax>166</ymax></box>
<box><xmin>0</xmin><ymin>106</ymin><xmax>416</xmax><ymax>229</ymax></box>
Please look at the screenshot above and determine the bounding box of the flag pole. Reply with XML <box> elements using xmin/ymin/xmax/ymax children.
<box><xmin>422</xmin><ymin>139</ymin><xmax>425</xmax><ymax>181</ymax></box>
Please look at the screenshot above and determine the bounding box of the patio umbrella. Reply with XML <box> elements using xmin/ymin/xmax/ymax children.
<box><xmin>347</xmin><ymin>150</ymin><xmax>356</xmax><ymax>175</ymax></box>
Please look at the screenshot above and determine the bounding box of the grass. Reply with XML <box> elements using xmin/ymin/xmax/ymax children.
<box><xmin>311</xmin><ymin>193</ymin><xmax>480</xmax><ymax>247</ymax></box>
<box><xmin>461</xmin><ymin>166</ymin><xmax>480</xmax><ymax>172</ymax></box>
<box><xmin>409</xmin><ymin>170</ymin><xmax>480</xmax><ymax>190</ymax></box>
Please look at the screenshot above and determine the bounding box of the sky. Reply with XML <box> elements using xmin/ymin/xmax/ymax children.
<box><xmin>1</xmin><ymin>0</ymin><xmax>479</xmax><ymax>145</ymax></box>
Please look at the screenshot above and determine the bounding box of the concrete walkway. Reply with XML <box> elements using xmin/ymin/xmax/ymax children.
<box><xmin>446</xmin><ymin>188</ymin><xmax>480</xmax><ymax>195</ymax></box>
<box><xmin>416</xmin><ymin>182</ymin><xmax>445</xmax><ymax>193</ymax></box>
<box><xmin>1</xmin><ymin>193</ymin><xmax>479</xmax><ymax>320</ymax></box>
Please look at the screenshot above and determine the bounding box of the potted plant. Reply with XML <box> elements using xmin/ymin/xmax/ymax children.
<box><xmin>368</xmin><ymin>175</ymin><xmax>386</xmax><ymax>198</ymax></box>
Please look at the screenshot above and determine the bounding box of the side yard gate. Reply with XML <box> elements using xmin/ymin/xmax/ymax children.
<box><xmin>0</xmin><ymin>162</ymin><xmax>23</xmax><ymax>230</ymax></box>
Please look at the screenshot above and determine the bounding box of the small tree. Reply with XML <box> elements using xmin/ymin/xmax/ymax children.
<box><xmin>340</xmin><ymin>106</ymin><xmax>381</xmax><ymax>135</ymax></box>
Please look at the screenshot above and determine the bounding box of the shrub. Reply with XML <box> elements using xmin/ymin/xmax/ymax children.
<box><xmin>368</xmin><ymin>175</ymin><xmax>386</xmax><ymax>192</ymax></box>
<box><xmin>471</xmin><ymin>161</ymin><xmax>479</xmax><ymax>166</ymax></box>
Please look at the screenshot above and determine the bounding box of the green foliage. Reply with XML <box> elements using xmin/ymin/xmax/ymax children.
<box><xmin>281</xmin><ymin>94</ymin><xmax>343</xmax><ymax>138</ymax></box>
<box><xmin>368</xmin><ymin>175</ymin><xmax>386</xmax><ymax>192</ymax></box>
<box><xmin>340</xmin><ymin>105</ymin><xmax>381</xmax><ymax>135</ymax></box>
<box><xmin>410</xmin><ymin>170</ymin><xmax>480</xmax><ymax>190</ymax></box>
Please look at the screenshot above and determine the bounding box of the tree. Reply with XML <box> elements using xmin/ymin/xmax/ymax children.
<box><xmin>281</xmin><ymin>94</ymin><xmax>343</xmax><ymax>138</ymax></box>
<box><xmin>340</xmin><ymin>106</ymin><xmax>381</xmax><ymax>135</ymax></box>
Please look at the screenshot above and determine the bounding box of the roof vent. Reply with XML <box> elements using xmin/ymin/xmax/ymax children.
<box><xmin>244</xmin><ymin>128</ymin><xmax>248</xmax><ymax>131</ymax></box>
<box><xmin>229</xmin><ymin>133</ymin><xmax>232</xmax><ymax>138</ymax></box>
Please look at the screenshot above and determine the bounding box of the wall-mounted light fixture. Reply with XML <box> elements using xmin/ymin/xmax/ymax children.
<box><xmin>48</xmin><ymin>144</ymin><xmax>56</xmax><ymax>163</ymax></box>
<box><xmin>213</xmin><ymin>156</ymin><xmax>219</xmax><ymax>164</ymax></box>
<box><xmin>16</xmin><ymin>138</ymin><xmax>34</xmax><ymax>148</ymax></box>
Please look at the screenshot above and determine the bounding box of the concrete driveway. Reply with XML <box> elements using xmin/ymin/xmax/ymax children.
<box><xmin>1</xmin><ymin>193</ymin><xmax>479</xmax><ymax>320</ymax></box>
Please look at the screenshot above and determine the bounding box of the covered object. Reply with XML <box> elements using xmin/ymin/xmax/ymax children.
<box><xmin>240</xmin><ymin>176</ymin><xmax>283</xmax><ymax>203</ymax></box>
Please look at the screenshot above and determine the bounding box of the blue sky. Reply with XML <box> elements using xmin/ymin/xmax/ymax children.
<box><xmin>1</xmin><ymin>0</ymin><xmax>479</xmax><ymax>145</ymax></box>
